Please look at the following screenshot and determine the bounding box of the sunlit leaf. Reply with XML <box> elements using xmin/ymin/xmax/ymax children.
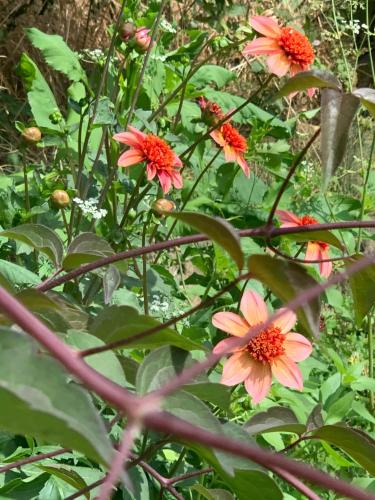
<box><xmin>352</xmin><ymin>87</ymin><xmax>375</xmax><ymax>117</ymax></box>
<box><xmin>248</xmin><ymin>254</ymin><xmax>320</xmax><ymax>337</ymax></box>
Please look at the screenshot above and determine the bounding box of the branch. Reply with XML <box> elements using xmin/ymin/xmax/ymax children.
<box><xmin>36</xmin><ymin>220</ymin><xmax>375</xmax><ymax>292</ymax></box>
<box><xmin>271</xmin><ymin>466</ymin><xmax>321</xmax><ymax>500</ymax></box>
<box><xmin>98</xmin><ymin>421</ymin><xmax>140</xmax><ymax>500</ymax></box>
<box><xmin>0</xmin><ymin>448</ymin><xmax>70</xmax><ymax>473</ymax></box>
<box><xmin>167</xmin><ymin>467</ymin><xmax>214</xmax><ymax>485</ymax></box>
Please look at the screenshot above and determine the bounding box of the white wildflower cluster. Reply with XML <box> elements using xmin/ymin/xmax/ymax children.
<box><xmin>341</xmin><ymin>19</ymin><xmax>369</xmax><ymax>36</ymax></box>
<box><xmin>79</xmin><ymin>48</ymin><xmax>109</xmax><ymax>64</ymax></box>
<box><xmin>141</xmin><ymin>293</ymin><xmax>190</xmax><ymax>326</ymax></box>
<box><xmin>73</xmin><ymin>197</ymin><xmax>107</xmax><ymax>220</ymax></box>
<box><xmin>160</xmin><ymin>18</ymin><xmax>177</xmax><ymax>33</ymax></box>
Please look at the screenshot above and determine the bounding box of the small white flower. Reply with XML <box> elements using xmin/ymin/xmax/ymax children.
<box><xmin>73</xmin><ymin>197</ymin><xmax>107</xmax><ymax>220</ymax></box>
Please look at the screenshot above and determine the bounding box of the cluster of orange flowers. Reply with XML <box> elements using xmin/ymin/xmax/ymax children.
<box><xmin>114</xmin><ymin>15</ymin><xmax>330</xmax><ymax>404</ymax></box>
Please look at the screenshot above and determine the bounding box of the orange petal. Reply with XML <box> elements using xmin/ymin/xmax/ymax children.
<box><xmin>284</xmin><ymin>333</ymin><xmax>313</xmax><ymax>362</ymax></box>
<box><xmin>271</xmin><ymin>355</ymin><xmax>303</xmax><ymax>390</ymax></box>
<box><xmin>157</xmin><ymin>170</ymin><xmax>172</xmax><ymax>194</ymax></box>
<box><xmin>240</xmin><ymin>290</ymin><xmax>268</xmax><ymax>326</ymax></box>
<box><xmin>266</xmin><ymin>53</ymin><xmax>291</xmax><ymax>77</ymax></box>
<box><xmin>276</xmin><ymin>210</ymin><xmax>301</xmax><ymax>226</ymax></box>
<box><xmin>210</xmin><ymin>130</ymin><xmax>226</xmax><ymax>148</ymax></box>
<box><xmin>273</xmin><ymin>307</ymin><xmax>297</xmax><ymax>334</ymax></box>
<box><xmin>221</xmin><ymin>351</ymin><xmax>252</xmax><ymax>386</ymax></box>
<box><xmin>212</xmin><ymin>311</ymin><xmax>249</xmax><ymax>337</ymax></box>
<box><xmin>243</xmin><ymin>37</ymin><xmax>282</xmax><ymax>56</ymax></box>
<box><xmin>305</xmin><ymin>241</ymin><xmax>320</xmax><ymax>261</ymax></box>
<box><xmin>236</xmin><ymin>154</ymin><xmax>250</xmax><ymax>177</ymax></box>
<box><xmin>171</xmin><ymin>170</ymin><xmax>183</xmax><ymax>189</ymax></box>
<box><xmin>127</xmin><ymin>125</ymin><xmax>147</xmax><ymax>142</ymax></box>
<box><xmin>118</xmin><ymin>149</ymin><xmax>144</xmax><ymax>167</ymax></box>
<box><xmin>113</xmin><ymin>131</ymin><xmax>142</xmax><ymax>147</ymax></box>
<box><xmin>319</xmin><ymin>248</ymin><xmax>332</xmax><ymax>278</ymax></box>
<box><xmin>244</xmin><ymin>359</ymin><xmax>272</xmax><ymax>404</ymax></box>
<box><xmin>250</xmin><ymin>16</ymin><xmax>281</xmax><ymax>38</ymax></box>
<box><xmin>213</xmin><ymin>336</ymin><xmax>241</xmax><ymax>355</ymax></box>
<box><xmin>223</xmin><ymin>145</ymin><xmax>237</xmax><ymax>163</ymax></box>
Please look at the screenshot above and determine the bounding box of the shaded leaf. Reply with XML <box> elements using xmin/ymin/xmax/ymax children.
<box><xmin>1</xmin><ymin>224</ymin><xmax>64</xmax><ymax>267</ymax></box>
<box><xmin>63</xmin><ymin>232</ymin><xmax>114</xmax><ymax>271</ymax></box>
<box><xmin>165</xmin><ymin>211</ymin><xmax>244</xmax><ymax>269</ymax></box>
<box><xmin>0</xmin><ymin>328</ymin><xmax>112</xmax><ymax>465</ymax></box>
<box><xmin>321</xmin><ymin>89</ymin><xmax>359</xmax><ymax>188</ymax></box>
<box><xmin>312</xmin><ymin>425</ymin><xmax>375</xmax><ymax>475</ymax></box>
<box><xmin>191</xmin><ymin>485</ymin><xmax>234</xmax><ymax>500</ymax></box>
<box><xmin>0</xmin><ymin>259</ymin><xmax>39</xmax><ymax>286</ymax></box>
<box><xmin>103</xmin><ymin>266</ymin><xmax>121</xmax><ymax>305</ymax></box>
<box><xmin>190</xmin><ymin>65</ymin><xmax>235</xmax><ymax>89</ymax></box>
<box><xmin>306</xmin><ymin>404</ymin><xmax>324</xmax><ymax>432</ymax></box>
<box><xmin>90</xmin><ymin>306</ymin><xmax>204</xmax><ymax>351</ymax></box>
<box><xmin>38</xmin><ymin>465</ymin><xmax>89</xmax><ymax>499</ymax></box>
<box><xmin>245</xmin><ymin>406</ymin><xmax>305</xmax><ymax>435</ymax></box>
<box><xmin>346</xmin><ymin>255</ymin><xmax>375</xmax><ymax>325</ymax></box>
<box><xmin>184</xmin><ymin>382</ymin><xmax>231</xmax><ymax>411</ymax></box>
<box><xmin>248</xmin><ymin>254</ymin><xmax>320</xmax><ymax>337</ymax></box>
<box><xmin>276</xmin><ymin>69</ymin><xmax>341</xmax><ymax>98</ymax></box>
<box><xmin>26</xmin><ymin>28</ymin><xmax>87</xmax><ymax>84</ymax></box>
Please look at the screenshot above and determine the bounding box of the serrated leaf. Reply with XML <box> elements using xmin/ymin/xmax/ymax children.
<box><xmin>26</xmin><ymin>28</ymin><xmax>87</xmax><ymax>84</ymax></box>
<box><xmin>63</xmin><ymin>232</ymin><xmax>114</xmax><ymax>271</ymax></box>
<box><xmin>346</xmin><ymin>255</ymin><xmax>375</xmax><ymax>325</ymax></box>
<box><xmin>276</xmin><ymin>69</ymin><xmax>341</xmax><ymax>98</ymax></box>
<box><xmin>352</xmin><ymin>87</ymin><xmax>375</xmax><ymax>117</ymax></box>
<box><xmin>17</xmin><ymin>53</ymin><xmax>63</xmax><ymax>131</ymax></box>
<box><xmin>312</xmin><ymin>425</ymin><xmax>375</xmax><ymax>475</ymax></box>
<box><xmin>1</xmin><ymin>224</ymin><xmax>64</xmax><ymax>267</ymax></box>
<box><xmin>248</xmin><ymin>254</ymin><xmax>320</xmax><ymax>337</ymax></box>
<box><xmin>245</xmin><ymin>406</ymin><xmax>305</xmax><ymax>435</ymax></box>
<box><xmin>90</xmin><ymin>306</ymin><xmax>204</xmax><ymax>351</ymax></box>
<box><xmin>321</xmin><ymin>89</ymin><xmax>359</xmax><ymax>188</ymax></box>
<box><xmin>284</xmin><ymin>230</ymin><xmax>343</xmax><ymax>250</ymax></box>
<box><xmin>165</xmin><ymin>211</ymin><xmax>244</xmax><ymax>269</ymax></box>
<box><xmin>37</xmin><ymin>465</ymin><xmax>89</xmax><ymax>499</ymax></box>
<box><xmin>190</xmin><ymin>65</ymin><xmax>235</xmax><ymax>89</ymax></box>
<box><xmin>0</xmin><ymin>328</ymin><xmax>112</xmax><ymax>465</ymax></box>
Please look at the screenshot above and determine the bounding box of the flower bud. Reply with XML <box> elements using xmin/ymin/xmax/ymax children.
<box><xmin>134</xmin><ymin>27</ymin><xmax>152</xmax><ymax>52</ymax></box>
<box><xmin>120</xmin><ymin>22</ymin><xmax>136</xmax><ymax>41</ymax></box>
<box><xmin>22</xmin><ymin>127</ymin><xmax>41</xmax><ymax>143</ymax></box>
<box><xmin>152</xmin><ymin>198</ymin><xmax>176</xmax><ymax>215</ymax></box>
<box><xmin>50</xmin><ymin>190</ymin><xmax>70</xmax><ymax>208</ymax></box>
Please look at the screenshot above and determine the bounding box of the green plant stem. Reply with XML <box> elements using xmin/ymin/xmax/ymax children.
<box><xmin>155</xmin><ymin>149</ymin><xmax>221</xmax><ymax>260</ymax></box>
<box><xmin>356</xmin><ymin>132</ymin><xmax>375</xmax><ymax>252</ymax></box>
<box><xmin>368</xmin><ymin>312</ymin><xmax>374</xmax><ymax>413</ymax></box>
<box><xmin>60</xmin><ymin>208</ymin><xmax>71</xmax><ymax>244</ymax></box>
<box><xmin>23</xmin><ymin>164</ymin><xmax>30</xmax><ymax>212</ymax></box>
<box><xmin>119</xmin><ymin>172</ymin><xmax>147</xmax><ymax>227</ymax></box>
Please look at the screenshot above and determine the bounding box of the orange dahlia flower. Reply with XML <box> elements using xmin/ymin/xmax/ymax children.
<box><xmin>213</xmin><ymin>290</ymin><xmax>312</xmax><ymax>404</ymax></box>
<box><xmin>276</xmin><ymin>210</ymin><xmax>332</xmax><ymax>278</ymax></box>
<box><xmin>243</xmin><ymin>16</ymin><xmax>314</xmax><ymax>79</ymax></box>
<box><xmin>113</xmin><ymin>126</ymin><xmax>183</xmax><ymax>194</ymax></box>
<box><xmin>210</xmin><ymin>123</ymin><xmax>250</xmax><ymax>177</ymax></box>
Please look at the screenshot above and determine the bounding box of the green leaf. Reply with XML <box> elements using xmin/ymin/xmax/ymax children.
<box><xmin>192</xmin><ymin>485</ymin><xmax>233</xmax><ymax>500</ymax></box>
<box><xmin>91</xmin><ymin>97</ymin><xmax>115</xmax><ymax>126</ymax></box>
<box><xmin>0</xmin><ymin>328</ymin><xmax>112</xmax><ymax>465</ymax></box>
<box><xmin>17</xmin><ymin>53</ymin><xmax>64</xmax><ymax>131</ymax></box>
<box><xmin>0</xmin><ymin>259</ymin><xmax>40</xmax><ymax>286</ymax></box>
<box><xmin>352</xmin><ymin>87</ymin><xmax>375</xmax><ymax>117</ymax></box>
<box><xmin>351</xmin><ymin>376</ymin><xmax>375</xmax><ymax>393</ymax></box>
<box><xmin>321</xmin><ymin>89</ymin><xmax>359</xmax><ymax>188</ymax></box>
<box><xmin>184</xmin><ymin>382</ymin><xmax>231</xmax><ymax>411</ymax></box>
<box><xmin>346</xmin><ymin>255</ymin><xmax>375</xmax><ymax>325</ymax></box>
<box><xmin>26</xmin><ymin>28</ymin><xmax>87</xmax><ymax>84</ymax></box>
<box><xmin>65</xmin><ymin>330</ymin><xmax>127</xmax><ymax>386</ymax></box>
<box><xmin>248</xmin><ymin>254</ymin><xmax>320</xmax><ymax>337</ymax></box>
<box><xmin>38</xmin><ymin>465</ymin><xmax>89</xmax><ymax>499</ymax></box>
<box><xmin>245</xmin><ymin>406</ymin><xmax>305</xmax><ymax>435</ymax></box>
<box><xmin>326</xmin><ymin>392</ymin><xmax>355</xmax><ymax>423</ymax></box>
<box><xmin>284</xmin><ymin>230</ymin><xmax>344</xmax><ymax>250</ymax></box>
<box><xmin>136</xmin><ymin>346</ymin><xmax>206</xmax><ymax>395</ymax></box>
<box><xmin>190</xmin><ymin>65</ymin><xmax>235</xmax><ymax>89</ymax></box>
<box><xmin>103</xmin><ymin>266</ymin><xmax>121</xmax><ymax>305</ymax></box>
<box><xmin>63</xmin><ymin>232</ymin><xmax>114</xmax><ymax>271</ymax></box>
<box><xmin>276</xmin><ymin>69</ymin><xmax>341</xmax><ymax>98</ymax></box>
<box><xmin>1</xmin><ymin>224</ymin><xmax>64</xmax><ymax>267</ymax></box>
<box><xmin>90</xmin><ymin>306</ymin><xmax>204</xmax><ymax>351</ymax></box>
<box><xmin>312</xmin><ymin>425</ymin><xmax>375</xmax><ymax>475</ymax></box>
<box><xmin>165</xmin><ymin>211</ymin><xmax>244</xmax><ymax>269</ymax></box>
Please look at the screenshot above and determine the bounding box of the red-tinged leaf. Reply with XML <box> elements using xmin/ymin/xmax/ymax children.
<box><xmin>321</xmin><ymin>89</ymin><xmax>359</xmax><ymax>188</ymax></box>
